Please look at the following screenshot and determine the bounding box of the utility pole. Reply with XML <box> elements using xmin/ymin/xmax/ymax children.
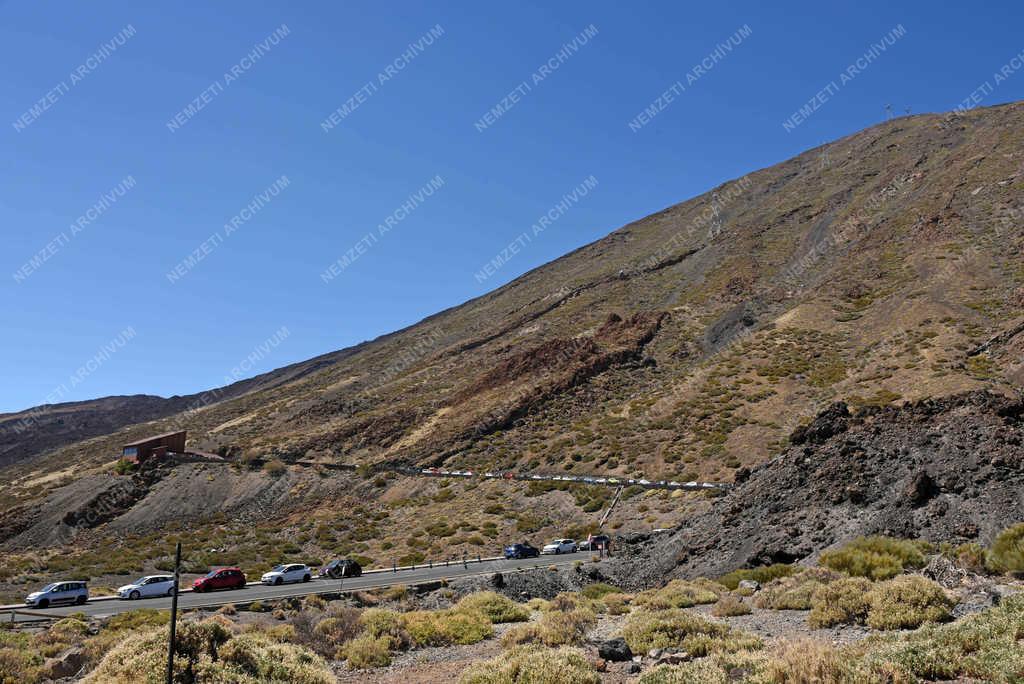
<box><xmin>165</xmin><ymin>542</ymin><xmax>181</xmax><ymax>684</ymax></box>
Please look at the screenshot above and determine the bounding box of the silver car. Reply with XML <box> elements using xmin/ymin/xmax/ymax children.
<box><xmin>25</xmin><ymin>581</ymin><xmax>88</xmax><ymax>608</ymax></box>
<box><xmin>117</xmin><ymin>575</ymin><xmax>176</xmax><ymax>600</ymax></box>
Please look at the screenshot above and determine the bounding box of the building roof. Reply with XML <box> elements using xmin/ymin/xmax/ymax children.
<box><xmin>122</xmin><ymin>430</ymin><xmax>186</xmax><ymax>448</ymax></box>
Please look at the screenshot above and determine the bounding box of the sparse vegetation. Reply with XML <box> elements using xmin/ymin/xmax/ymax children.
<box><xmin>460</xmin><ymin>645</ymin><xmax>600</xmax><ymax>684</ymax></box>
<box><xmin>819</xmin><ymin>536</ymin><xmax>928</xmax><ymax>579</ymax></box>
<box><xmin>988</xmin><ymin>522</ymin><xmax>1024</xmax><ymax>575</ymax></box>
<box><xmin>865</xmin><ymin>574</ymin><xmax>953</xmax><ymax>630</ymax></box>
<box><xmin>621</xmin><ymin>608</ymin><xmax>762</xmax><ymax>655</ymax></box>
<box><xmin>808</xmin><ymin>577</ymin><xmax>873</xmax><ymax>627</ymax></box>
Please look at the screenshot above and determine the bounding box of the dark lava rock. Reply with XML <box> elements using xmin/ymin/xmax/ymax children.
<box><xmin>603</xmin><ymin>391</ymin><xmax>1024</xmax><ymax>588</ymax></box>
<box><xmin>789</xmin><ymin>402</ymin><xmax>850</xmax><ymax>445</ymax></box>
<box><xmin>905</xmin><ymin>471</ymin><xmax>937</xmax><ymax>506</ymax></box>
<box><xmin>598</xmin><ymin>637</ymin><xmax>633</xmax><ymax>662</ymax></box>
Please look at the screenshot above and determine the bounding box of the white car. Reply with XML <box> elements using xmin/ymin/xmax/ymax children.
<box><xmin>118</xmin><ymin>575</ymin><xmax>176</xmax><ymax>600</ymax></box>
<box><xmin>541</xmin><ymin>539</ymin><xmax>577</xmax><ymax>555</ymax></box>
<box><xmin>25</xmin><ymin>581</ymin><xmax>88</xmax><ymax>608</ymax></box>
<box><xmin>261</xmin><ymin>563</ymin><xmax>312</xmax><ymax>585</ymax></box>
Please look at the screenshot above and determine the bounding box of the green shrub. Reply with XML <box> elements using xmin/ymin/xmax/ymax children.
<box><xmin>710</xmin><ymin>594</ymin><xmax>752</xmax><ymax>617</ymax></box>
<box><xmin>635</xmin><ymin>580</ymin><xmax>720</xmax><ymax>609</ymax></box>
<box><xmin>87</xmin><ymin>618</ymin><xmax>333</xmax><ymax>682</ymax></box>
<box><xmin>866</xmin><ymin>575</ymin><xmax>953</xmax><ymax>630</ymax></box>
<box><xmin>819</xmin><ymin>536</ymin><xmax>927</xmax><ymax>579</ymax></box>
<box><xmin>342</xmin><ymin>634</ymin><xmax>392</xmax><ymax>669</ymax></box>
<box><xmin>599</xmin><ymin>592</ymin><xmax>632</xmax><ymax>615</ymax></box>
<box><xmin>580</xmin><ymin>582</ymin><xmax>621</xmax><ymax>600</ymax></box>
<box><xmin>621</xmin><ymin>608</ymin><xmax>761</xmax><ymax>655</ymax></box>
<box><xmin>808</xmin><ymin>577</ymin><xmax>873</xmax><ymax>627</ymax></box>
<box><xmin>402</xmin><ymin>608</ymin><xmax>492</xmax><ymax>646</ymax></box>
<box><xmin>754</xmin><ymin>568</ymin><xmax>839</xmax><ymax>610</ymax></box>
<box><xmin>855</xmin><ymin>594</ymin><xmax>1024</xmax><ymax>680</ymax></box>
<box><xmin>358</xmin><ymin>608</ymin><xmax>407</xmax><ymax>647</ymax></box>
<box><xmin>717</xmin><ymin>564</ymin><xmax>796</xmax><ymax>590</ymax></box>
<box><xmin>460</xmin><ymin>645</ymin><xmax>600</xmax><ymax>684</ymax></box>
<box><xmin>456</xmin><ymin>591</ymin><xmax>529</xmax><ymax>623</ymax></box>
<box><xmin>987</xmin><ymin>523</ymin><xmax>1024</xmax><ymax>575</ymax></box>
<box><xmin>501</xmin><ymin>608</ymin><xmax>596</xmax><ymax>647</ymax></box>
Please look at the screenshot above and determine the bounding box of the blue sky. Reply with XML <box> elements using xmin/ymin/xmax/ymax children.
<box><xmin>2</xmin><ymin>1</ymin><xmax>1022</xmax><ymax>413</ymax></box>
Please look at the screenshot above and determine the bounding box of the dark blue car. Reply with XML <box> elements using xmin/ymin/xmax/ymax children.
<box><xmin>504</xmin><ymin>543</ymin><xmax>540</xmax><ymax>559</ymax></box>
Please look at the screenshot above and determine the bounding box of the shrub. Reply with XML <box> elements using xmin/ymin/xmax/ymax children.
<box><xmin>309</xmin><ymin>609</ymin><xmax>361</xmax><ymax>655</ymax></box>
<box><xmin>855</xmin><ymin>594</ymin><xmax>1024</xmax><ymax>680</ymax></box>
<box><xmin>951</xmin><ymin>542</ymin><xmax>988</xmax><ymax>574</ymax></box>
<box><xmin>263</xmin><ymin>459</ymin><xmax>287</xmax><ymax>477</ymax></box>
<box><xmin>599</xmin><ymin>592</ymin><xmax>632</xmax><ymax>615</ymax></box>
<box><xmin>580</xmin><ymin>582</ymin><xmax>621</xmax><ymax>599</ymax></box>
<box><xmin>866</xmin><ymin>575</ymin><xmax>953</xmax><ymax>630</ymax></box>
<box><xmin>402</xmin><ymin>609</ymin><xmax>492</xmax><ymax>646</ymax></box>
<box><xmin>716</xmin><ymin>564</ymin><xmax>796</xmax><ymax>591</ymax></box>
<box><xmin>460</xmin><ymin>645</ymin><xmax>600</xmax><ymax>684</ymax></box>
<box><xmin>342</xmin><ymin>634</ymin><xmax>392</xmax><ymax>669</ymax></box>
<box><xmin>819</xmin><ymin>536</ymin><xmax>927</xmax><ymax>580</ymax></box>
<box><xmin>754</xmin><ymin>568</ymin><xmax>839</xmax><ymax>610</ymax></box>
<box><xmin>502</xmin><ymin>608</ymin><xmax>596</xmax><ymax>647</ymax></box>
<box><xmin>456</xmin><ymin>591</ymin><xmax>529</xmax><ymax>623</ymax></box>
<box><xmin>635</xmin><ymin>580</ymin><xmax>720</xmax><ymax>609</ymax></box>
<box><xmin>621</xmin><ymin>609</ymin><xmax>761</xmax><ymax>655</ymax></box>
<box><xmin>987</xmin><ymin>523</ymin><xmax>1024</xmax><ymax>575</ymax></box>
<box><xmin>808</xmin><ymin>577</ymin><xmax>873</xmax><ymax>628</ymax></box>
<box><xmin>358</xmin><ymin>608</ymin><xmax>407</xmax><ymax>648</ymax></box>
<box><xmin>86</xmin><ymin>618</ymin><xmax>333</xmax><ymax>682</ymax></box>
<box><xmin>710</xmin><ymin>594</ymin><xmax>752</xmax><ymax>617</ymax></box>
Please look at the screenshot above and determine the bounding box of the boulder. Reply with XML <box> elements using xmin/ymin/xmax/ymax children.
<box><xmin>738</xmin><ymin>579</ymin><xmax>760</xmax><ymax>592</ymax></box>
<box><xmin>597</xmin><ymin>637</ymin><xmax>633</xmax><ymax>662</ymax></box>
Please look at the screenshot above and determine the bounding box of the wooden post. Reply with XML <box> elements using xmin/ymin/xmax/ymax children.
<box><xmin>165</xmin><ymin>542</ymin><xmax>181</xmax><ymax>684</ymax></box>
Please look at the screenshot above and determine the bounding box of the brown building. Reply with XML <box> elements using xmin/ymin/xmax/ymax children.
<box><xmin>122</xmin><ymin>430</ymin><xmax>186</xmax><ymax>463</ymax></box>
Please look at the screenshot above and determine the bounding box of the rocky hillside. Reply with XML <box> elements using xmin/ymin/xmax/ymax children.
<box><xmin>606</xmin><ymin>390</ymin><xmax>1024</xmax><ymax>588</ymax></box>
<box><xmin>1</xmin><ymin>101</ymin><xmax>1022</xmax><ymax>562</ymax></box>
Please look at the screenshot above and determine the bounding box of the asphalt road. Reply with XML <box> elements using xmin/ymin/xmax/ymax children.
<box><xmin>1</xmin><ymin>551</ymin><xmax>593</xmax><ymax>623</ymax></box>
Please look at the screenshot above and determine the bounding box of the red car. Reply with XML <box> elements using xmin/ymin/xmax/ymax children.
<box><xmin>192</xmin><ymin>567</ymin><xmax>246</xmax><ymax>592</ymax></box>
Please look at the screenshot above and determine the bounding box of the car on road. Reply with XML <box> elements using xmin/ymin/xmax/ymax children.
<box><xmin>25</xmin><ymin>581</ymin><xmax>88</xmax><ymax>608</ymax></box>
<box><xmin>577</xmin><ymin>534</ymin><xmax>610</xmax><ymax>552</ymax></box>
<box><xmin>319</xmin><ymin>559</ymin><xmax>362</xmax><ymax>579</ymax></box>
<box><xmin>503</xmin><ymin>542</ymin><xmax>540</xmax><ymax>559</ymax></box>
<box><xmin>541</xmin><ymin>539</ymin><xmax>577</xmax><ymax>555</ymax></box>
<box><xmin>261</xmin><ymin>563</ymin><xmax>312</xmax><ymax>585</ymax></box>
<box><xmin>117</xmin><ymin>575</ymin><xmax>176</xmax><ymax>600</ymax></box>
<box><xmin>192</xmin><ymin>567</ymin><xmax>246</xmax><ymax>592</ymax></box>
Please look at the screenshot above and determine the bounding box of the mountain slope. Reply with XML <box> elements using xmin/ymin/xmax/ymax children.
<box><xmin>2</xmin><ymin>102</ymin><xmax>1023</xmax><ymax>559</ymax></box>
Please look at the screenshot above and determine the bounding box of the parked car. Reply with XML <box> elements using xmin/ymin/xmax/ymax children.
<box><xmin>319</xmin><ymin>559</ymin><xmax>362</xmax><ymax>579</ymax></box>
<box><xmin>192</xmin><ymin>567</ymin><xmax>246</xmax><ymax>592</ymax></box>
<box><xmin>25</xmin><ymin>581</ymin><xmax>88</xmax><ymax>608</ymax></box>
<box><xmin>503</xmin><ymin>543</ymin><xmax>540</xmax><ymax>559</ymax></box>
<box><xmin>261</xmin><ymin>563</ymin><xmax>312</xmax><ymax>585</ymax></box>
<box><xmin>117</xmin><ymin>575</ymin><xmax>176</xmax><ymax>600</ymax></box>
<box><xmin>579</xmin><ymin>534</ymin><xmax>611</xmax><ymax>552</ymax></box>
<box><xmin>541</xmin><ymin>539</ymin><xmax>577</xmax><ymax>555</ymax></box>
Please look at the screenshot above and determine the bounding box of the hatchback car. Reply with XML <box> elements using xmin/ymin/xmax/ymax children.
<box><xmin>503</xmin><ymin>543</ymin><xmax>540</xmax><ymax>559</ymax></box>
<box><xmin>117</xmin><ymin>575</ymin><xmax>176</xmax><ymax>600</ymax></box>
<box><xmin>541</xmin><ymin>539</ymin><xmax>577</xmax><ymax>555</ymax></box>
<box><xmin>319</xmin><ymin>559</ymin><xmax>362</xmax><ymax>579</ymax></box>
<box><xmin>192</xmin><ymin>567</ymin><xmax>246</xmax><ymax>592</ymax></box>
<box><xmin>261</xmin><ymin>563</ymin><xmax>312</xmax><ymax>585</ymax></box>
<box><xmin>25</xmin><ymin>581</ymin><xmax>88</xmax><ymax>608</ymax></box>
